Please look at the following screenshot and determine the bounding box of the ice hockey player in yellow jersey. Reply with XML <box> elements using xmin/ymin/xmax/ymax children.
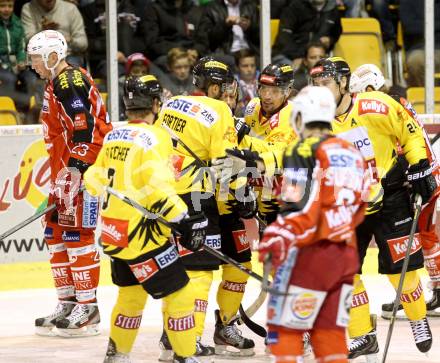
<box><xmin>239</xmin><ymin>64</ymin><xmax>297</xmax><ymax>226</ymax></box>
<box><xmin>311</xmin><ymin>57</ymin><xmax>436</xmax><ymax>359</ymax></box>
<box><xmin>156</xmin><ymin>57</ymin><xmax>258</xmax><ymax>359</ymax></box>
<box><xmin>84</xmin><ymin>75</ymin><xmax>208</xmax><ymax>363</ymax></box>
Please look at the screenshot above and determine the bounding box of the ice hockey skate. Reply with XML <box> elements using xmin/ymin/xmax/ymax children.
<box><xmin>348</xmin><ymin>315</ymin><xmax>379</xmax><ymax>363</ymax></box>
<box><xmin>381</xmin><ymin>301</ymin><xmax>406</xmax><ymax>320</ymax></box>
<box><xmin>103</xmin><ymin>338</ymin><xmax>132</xmax><ymax>363</ymax></box>
<box><xmin>427</xmin><ymin>288</ymin><xmax>440</xmax><ymax>317</ymax></box>
<box><xmin>213</xmin><ymin>309</ymin><xmax>255</xmax><ymax>357</ymax></box>
<box><xmin>409</xmin><ymin>317</ymin><xmax>432</xmax><ymax>353</ymax></box>
<box><xmin>35</xmin><ymin>300</ymin><xmax>75</xmax><ymax>336</ymax></box>
<box><xmin>56</xmin><ymin>303</ymin><xmax>100</xmax><ymax>337</ymax></box>
<box><xmin>158</xmin><ymin>331</ymin><xmax>214</xmax><ymax>361</ymax></box>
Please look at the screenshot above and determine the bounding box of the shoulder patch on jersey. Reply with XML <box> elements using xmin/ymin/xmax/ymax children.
<box><xmin>164</xmin><ymin>98</ymin><xmax>219</xmax><ymax>128</ymax></box>
<box><xmin>244</xmin><ymin>98</ymin><xmax>258</xmax><ymax>116</ymax></box>
<box><xmin>105</xmin><ymin>126</ymin><xmax>158</xmax><ymax>150</ymax></box>
<box><xmin>358</xmin><ymin>99</ymin><xmax>389</xmax><ymax>116</ymax></box>
<box><xmin>269</xmin><ymin>113</ymin><xmax>280</xmax><ymax>130</ymax></box>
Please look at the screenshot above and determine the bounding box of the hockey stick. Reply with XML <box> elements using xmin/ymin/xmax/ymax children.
<box><xmin>381</xmin><ymin>194</ymin><xmax>423</xmax><ymax>363</ymax></box>
<box><xmin>0</xmin><ymin>203</ymin><xmax>56</xmax><ymax>241</ymax></box>
<box><xmin>0</xmin><ymin>185</ymin><xmax>85</xmax><ymax>240</ymax></box>
<box><xmin>234</xmin><ymin>255</ymin><xmax>272</xmax><ymax>337</ymax></box>
<box><xmin>161</xmin><ymin>123</ymin><xmax>267</xmax><ymax>228</ymax></box>
<box><xmin>105</xmin><ymin>186</ymin><xmax>288</xmax><ymax>296</ymax></box>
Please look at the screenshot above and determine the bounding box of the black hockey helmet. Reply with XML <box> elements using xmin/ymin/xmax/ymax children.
<box><xmin>193</xmin><ymin>56</ymin><xmax>235</xmax><ymax>92</ymax></box>
<box><xmin>258</xmin><ymin>63</ymin><xmax>294</xmax><ymax>89</ymax></box>
<box><xmin>309</xmin><ymin>57</ymin><xmax>351</xmax><ymax>88</ymax></box>
<box><xmin>123</xmin><ymin>75</ymin><xmax>162</xmax><ymax>110</ymax></box>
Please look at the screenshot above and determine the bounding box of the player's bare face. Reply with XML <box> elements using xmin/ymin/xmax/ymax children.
<box><xmin>258</xmin><ymin>85</ymin><xmax>286</xmax><ymax>114</ymax></box>
<box><xmin>30</xmin><ymin>54</ymin><xmax>50</xmax><ymax>80</ymax></box>
<box><xmin>312</xmin><ymin>76</ymin><xmax>340</xmax><ymax>103</ymax></box>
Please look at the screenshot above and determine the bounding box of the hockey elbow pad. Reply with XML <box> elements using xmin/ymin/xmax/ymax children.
<box><xmin>407</xmin><ymin>159</ymin><xmax>437</xmax><ymax>204</ymax></box>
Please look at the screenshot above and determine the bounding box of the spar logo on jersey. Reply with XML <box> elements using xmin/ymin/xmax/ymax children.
<box><xmin>337</xmin><ymin>126</ymin><xmax>374</xmax><ymax>159</ymax></box>
<box><xmin>291</xmin><ymin>292</ymin><xmax>318</xmax><ymax>320</ymax></box>
<box><xmin>358</xmin><ymin>99</ymin><xmax>389</xmax><ymax>115</ymax></box>
<box><xmin>82</xmin><ymin>192</ymin><xmax>99</xmax><ymax>228</ymax></box>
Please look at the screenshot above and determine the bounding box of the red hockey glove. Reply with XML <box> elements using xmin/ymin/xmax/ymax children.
<box><xmin>258</xmin><ymin>220</ymin><xmax>296</xmax><ymax>269</ymax></box>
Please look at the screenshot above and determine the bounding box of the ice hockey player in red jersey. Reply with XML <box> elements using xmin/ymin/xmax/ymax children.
<box><xmin>259</xmin><ymin>86</ymin><xmax>369</xmax><ymax>363</ymax></box>
<box><xmin>27</xmin><ymin>30</ymin><xmax>112</xmax><ymax>337</ymax></box>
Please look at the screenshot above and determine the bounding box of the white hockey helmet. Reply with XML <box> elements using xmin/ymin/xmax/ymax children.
<box><xmin>27</xmin><ymin>30</ymin><xmax>67</xmax><ymax>76</ymax></box>
<box><xmin>291</xmin><ymin>86</ymin><xmax>336</xmax><ymax>133</ymax></box>
<box><xmin>349</xmin><ymin>63</ymin><xmax>385</xmax><ymax>93</ymax></box>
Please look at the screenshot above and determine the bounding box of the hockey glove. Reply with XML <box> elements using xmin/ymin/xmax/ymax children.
<box><xmin>226</xmin><ymin>148</ymin><xmax>261</xmax><ymax>169</ymax></box>
<box><xmin>174</xmin><ymin>213</ymin><xmax>208</xmax><ymax>252</ymax></box>
<box><xmin>258</xmin><ymin>220</ymin><xmax>296</xmax><ymax>269</ymax></box>
<box><xmin>234</xmin><ymin>117</ymin><xmax>251</xmax><ymax>145</ymax></box>
<box><xmin>234</xmin><ymin>185</ymin><xmax>258</xmax><ymax>219</ymax></box>
<box><xmin>407</xmin><ymin>159</ymin><xmax>437</xmax><ymax>204</ymax></box>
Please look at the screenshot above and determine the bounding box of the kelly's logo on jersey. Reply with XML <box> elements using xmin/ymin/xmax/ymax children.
<box><xmin>358</xmin><ymin>99</ymin><xmax>389</xmax><ymax>115</ymax></box>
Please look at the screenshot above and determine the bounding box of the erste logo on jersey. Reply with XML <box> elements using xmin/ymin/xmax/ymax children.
<box><xmin>358</xmin><ymin>99</ymin><xmax>389</xmax><ymax>116</ymax></box>
<box><xmin>164</xmin><ymin>98</ymin><xmax>218</xmax><ymax>127</ymax></box>
<box><xmin>337</xmin><ymin>126</ymin><xmax>374</xmax><ymax>159</ymax></box>
<box><xmin>105</xmin><ymin>127</ymin><xmax>157</xmax><ymax>151</ymax></box>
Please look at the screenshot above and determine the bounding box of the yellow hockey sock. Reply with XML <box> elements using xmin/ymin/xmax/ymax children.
<box><xmin>163</xmin><ymin>280</ymin><xmax>197</xmax><ymax>358</ymax></box>
<box><xmin>109</xmin><ymin>285</ymin><xmax>147</xmax><ymax>354</ymax></box>
<box><xmin>217</xmin><ymin>261</ymin><xmax>251</xmax><ymax>323</ymax></box>
<box><xmin>186</xmin><ymin>270</ymin><xmax>213</xmax><ymax>338</ymax></box>
<box><xmin>348</xmin><ymin>274</ymin><xmax>373</xmax><ymax>338</ymax></box>
<box><xmin>387</xmin><ymin>270</ymin><xmax>426</xmax><ymax>321</ymax></box>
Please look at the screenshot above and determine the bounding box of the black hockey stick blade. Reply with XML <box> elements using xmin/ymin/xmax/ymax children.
<box><xmin>238</xmin><ymin>303</ymin><xmax>267</xmax><ymax>337</ymax></box>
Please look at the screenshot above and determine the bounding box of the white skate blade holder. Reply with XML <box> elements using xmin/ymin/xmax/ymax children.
<box><xmin>349</xmin><ymin>353</ymin><xmax>379</xmax><ymax>363</ymax></box>
<box><xmin>214</xmin><ymin>344</ymin><xmax>255</xmax><ymax>358</ymax></box>
<box><xmin>56</xmin><ymin>323</ymin><xmax>100</xmax><ymax>338</ymax></box>
<box><xmin>35</xmin><ymin>326</ymin><xmax>58</xmax><ymax>337</ymax></box>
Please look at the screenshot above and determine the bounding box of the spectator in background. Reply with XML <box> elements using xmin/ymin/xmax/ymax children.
<box><xmin>80</xmin><ymin>0</ymin><xmax>144</xmax><ymax>79</ymax></box>
<box><xmin>234</xmin><ymin>48</ymin><xmax>258</xmax><ymax>113</ymax></box>
<box><xmin>0</xmin><ymin>0</ymin><xmax>36</xmax><ymax>113</ymax></box>
<box><xmin>162</xmin><ymin>47</ymin><xmax>195</xmax><ymax>96</ymax></box>
<box><xmin>272</xmin><ymin>0</ymin><xmax>341</xmax><ymax>70</ymax></box>
<box><xmin>400</xmin><ymin>0</ymin><xmax>440</xmax><ymax>87</ymax></box>
<box><xmin>194</xmin><ymin>0</ymin><xmax>259</xmax><ymax>70</ymax></box>
<box><xmin>142</xmin><ymin>0</ymin><xmax>202</xmax><ymax>71</ymax></box>
<box><xmin>21</xmin><ymin>0</ymin><xmax>88</xmax><ymax>66</ymax></box>
<box><xmin>293</xmin><ymin>41</ymin><xmax>327</xmax><ymax>92</ymax></box>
